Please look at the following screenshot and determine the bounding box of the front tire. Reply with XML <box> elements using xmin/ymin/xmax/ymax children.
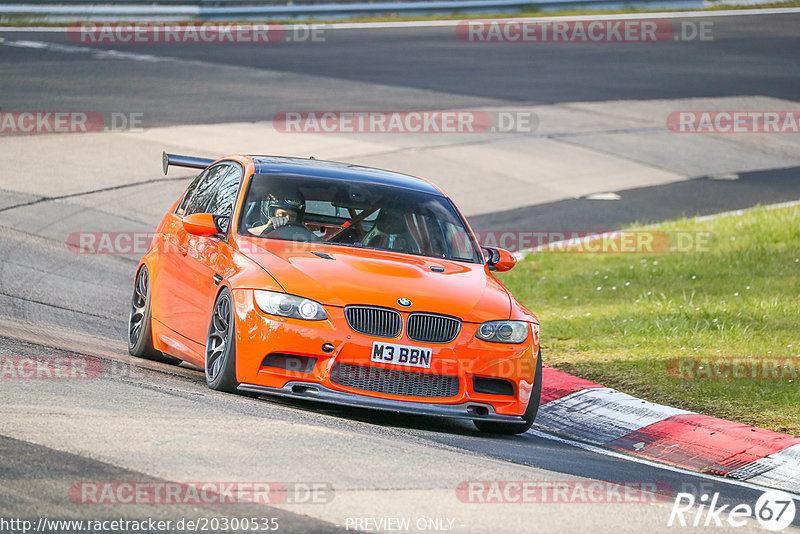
<box><xmin>474</xmin><ymin>348</ymin><xmax>542</xmax><ymax>435</ymax></box>
<box><xmin>128</xmin><ymin>265</ymin><xmax>181</xmax><ymax>365</ymax></box>
<box><xmin>205</xmin><ymin>288</ymin><xmax>241</xmax><ymax>393</ymax></box>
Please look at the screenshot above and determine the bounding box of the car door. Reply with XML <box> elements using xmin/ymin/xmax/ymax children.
<box><xmin>154</xmin><ymin>163</ymin><xmax>232</xmax><ymax>337</ymax></box>
<box><xmin>180</xmin><ymin>163</ymin><xmax>244</xmax><ymax>344</ymax></box>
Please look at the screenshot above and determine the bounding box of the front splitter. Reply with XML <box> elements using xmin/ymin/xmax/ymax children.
<box><xmin>238</xmin><ymin>381</ymin><xmax>524</xmax><ymax>423</ymax></box>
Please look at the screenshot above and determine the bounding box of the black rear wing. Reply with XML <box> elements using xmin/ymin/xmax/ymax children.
<box><xmin>162</xmin><ymin>151</ymin><xmax>215</xmax><ymax>175</ymax></box>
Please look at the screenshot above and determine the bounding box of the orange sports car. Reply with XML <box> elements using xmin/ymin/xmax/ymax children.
<box><xmin>128</xmin><ymin>152</ymin><xmax>541</xmax><ymax>434</ymax></box>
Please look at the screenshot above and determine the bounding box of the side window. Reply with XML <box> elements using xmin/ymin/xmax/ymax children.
<box><xmin>207</xmin><ymin>165</ymin><xmax>242</xmax><ymax>219</ymax></box>
<box><xmin>176</xmin><ymin>170</ymin><xmax>207</xmax><ymax>216</ymax></box>
<box><xmin>179</xmin><ymin>165</ymin><xmax>231</xmax><ymax>216</ymax></box>
<box><xmin>442</xmin><ymin>221</ymin><xmax>475</xmax><ymax>260</ymax></box>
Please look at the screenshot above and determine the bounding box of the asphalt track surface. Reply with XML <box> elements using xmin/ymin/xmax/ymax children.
<box><xmin>1</xmin><ymin>11</ymin><xmax>800</xmax><ymax>534</ymax></box>
<box><xmin>470</xmin><ymin>166</ymin><xmax>800</xmax><ymax>233</ymax></box>
<box><xmin>1</xmin><ymin>13</ymin><xmax>799</xmax><ymax>122</ymax></box>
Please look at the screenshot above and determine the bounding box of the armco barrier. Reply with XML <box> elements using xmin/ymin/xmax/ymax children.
<box><xmin>0</xmin><ymin>0</ymin><xmax>707</xmax><ymax>21</ymax></box>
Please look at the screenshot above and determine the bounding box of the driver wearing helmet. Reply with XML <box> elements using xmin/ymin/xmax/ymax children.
<box><xmin>249</xmin><ymin>190</ymin><xmax>318</xmax><ymax>241</ymax></box>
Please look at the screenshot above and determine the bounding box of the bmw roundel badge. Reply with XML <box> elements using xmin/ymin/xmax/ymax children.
<box><xmin>397</xmin><ymin>298</ymin><xmax>412</xmax><ymax>307</ymax></box>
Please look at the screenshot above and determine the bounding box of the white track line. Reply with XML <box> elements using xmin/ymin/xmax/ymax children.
<box><xmin>0</xmin><ymin>38</ymin><xmax>172</xmax><ymax>61</ymax></box>
<box><xmin>1</xmin><ymin>6</ymin><xmax>799</xmax><ymax>32</ymax></box>
<box><xmin>528</xmin><ymin>428</ymin><xmax>800</xmax><ymax>500</ymax></box>
<box><xmin>693</xmin><ymin>198</ymin><xmax>800</xmax><ymax>222</ymax></box>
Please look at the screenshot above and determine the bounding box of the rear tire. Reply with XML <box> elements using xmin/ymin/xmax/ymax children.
<box><xmin>128</xmin><ymin>266</ymin><xmax>182</xmax><ymax>365</ymax></box>
<box><xmin>474</xmin><ymin>348</ymin><xmax>542</xmax><ymax>435</ymax></box>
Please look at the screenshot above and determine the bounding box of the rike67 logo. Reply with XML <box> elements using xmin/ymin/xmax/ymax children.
<box><xmin>669</xmin><ymin>490</ymin><xmax>797</xmax><ymax>531</ymax></box>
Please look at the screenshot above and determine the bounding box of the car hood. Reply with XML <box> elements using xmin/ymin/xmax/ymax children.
<box><xmin>237</xmin><ymin>238</ymin><xmax>511</xmax><ymax>323</ymax></box>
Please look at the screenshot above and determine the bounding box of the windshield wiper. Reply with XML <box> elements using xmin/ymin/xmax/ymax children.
<box><xmin>328</xmin><ymin>241</ymin><xmax>364</xmax><ymax>248</ymax></box>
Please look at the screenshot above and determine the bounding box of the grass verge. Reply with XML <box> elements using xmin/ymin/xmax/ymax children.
<box><xmin>498</xmin><ymin>204</ymin><xmax>800</xmax><ymax>435</ymax></box>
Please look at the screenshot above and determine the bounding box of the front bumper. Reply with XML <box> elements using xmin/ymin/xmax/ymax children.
<box><xmin>237</xmin><ymin>381</ymin><xmax>526</xmax><ymax>422</ymax></box>
<box><xmin>232</xmin><ymin>289</ymin><xmax>539</xmax><ymax>417</ymax></box>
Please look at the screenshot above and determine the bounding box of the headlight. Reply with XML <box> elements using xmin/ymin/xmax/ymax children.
<box><xmin>254</xmin><ymin>290</ymin><xmax>327</xmax><ymax>321</ymax></box>
<box><xmin>476</xmin><ymin>320</ymin><xmax>529</xmax><ymax>344</ymax></box>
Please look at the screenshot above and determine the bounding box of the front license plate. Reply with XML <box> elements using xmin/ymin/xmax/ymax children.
<box><xmin>371</xmin><ymin>342</ymin><xmax>432</xmax><ymax>369</ymax></box>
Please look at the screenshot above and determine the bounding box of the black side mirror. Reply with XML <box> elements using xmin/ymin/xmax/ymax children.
<box><xmin>482</xmin><ymin>247</ymin><xmax>500</xmax><ymax>270</ymax></box>
<box><xmin>213</xmin><ymin>215</ymin><xmax>230</xmax><ymax>234</ymax></box>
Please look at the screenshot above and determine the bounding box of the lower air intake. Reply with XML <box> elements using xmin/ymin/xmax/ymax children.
<box><xmin>330</xmin><ymin>362</ymin><xmax>459</xmax><ymax>398</ymax></box>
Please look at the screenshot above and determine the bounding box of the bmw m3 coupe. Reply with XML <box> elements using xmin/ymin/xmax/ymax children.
<box><xmin>128</xmin><ymin>152</ymin><xmax>541</xmax><ymax>434</ymax></box>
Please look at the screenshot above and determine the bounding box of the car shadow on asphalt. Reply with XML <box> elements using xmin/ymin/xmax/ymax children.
<box><xmin>253</xmin><ymin>394</ymin><xmax>502</xmax><ymax>437</ymax></box>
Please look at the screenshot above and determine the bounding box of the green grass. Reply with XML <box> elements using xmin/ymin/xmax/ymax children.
<box><xmin>497</xmin><ymin>205</ymin><xmax>800</xmax><ymax>435</ymax></box>
<box><xmin>3</xmin><ymin>0</ymin><xmax>800</xmax><ymax>27</ymax></box>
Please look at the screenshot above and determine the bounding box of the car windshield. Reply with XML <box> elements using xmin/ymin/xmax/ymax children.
<box><xmin>238</xmin><ymin>174</ymin><xmax>483</xmax><ymax>263</ymax></box>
